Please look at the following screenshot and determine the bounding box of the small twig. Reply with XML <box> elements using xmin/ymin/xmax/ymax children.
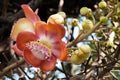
<box><xmin>1</xmin><ymin>0</ymin><xmax>42</xmax><ymax>23</ymax></box>
<box><xmin>55</xmin><ymin>67</ymin><xmax>64</xmax><ymax>73</ymax></box>
<box><xmin>0</xmin><ymin>59</ymin><xmax>25</xmax><ymax>77</ymax></box>
<box><xmin>91</xmin><ymin>34</ymin><xmax>100</xmax><ymax>61</ymax></box>
<box><xmin>98</xmin><ymin>60</ymin><xmax>117</xmax><ymax>79</ymax></box>
<box><xmin>81</xmin><ymin>40</ymin><xmax>103</xmax><ymax>43</ymax></box>
<box><xmin>84</xmin><ymin>56</ymin><xmax>92</xmax><ymax>73</ymax></box>
<box><xmin>85</xmin><ymin>68</ymin><xmax>96</xmax><ymax>79</ymax></box>
<box><xmin>100</xmin><ymin>48</ymin><xmax>114</xmax><ymax>61</ymax></box>
<box><xmin>73</xmin><ymin>30</ymin><xmax>83</xmax><ymax>43</ymax></box>
<box><xmin>2</xmin><ymin>0</ymin><xmax>9</xmax><ymax>17</ymax></box>
<box><xmin>67</xmin><ymin>22</ymin><xmax>101</xmax><ymax>47</ymax></box>
<box><xmin>98</xmin><ymin>44</ymin><xmax>120</xmax><ymax>78</ymax></box>
<box><xmin>69</xmin><ymin>74</ymin><xmax>84</xmax><ymax>80</ymax></box>
<box><xmin>18</xmin><ymin>67</ymin><xmax>31</xmax><ymax>79</ymax></box>
<box><xmin>58</xmin><ymin>0</ymin><xmax>64</xmax><ymax>11</ymax></box>
<box><xmin>51</xmin><ymin>75</ymin><xmax>56</xmax><ymax>80</ymax></box>
<box><xmin>61</xmin><ymin>62</ymin><xmax>69</xmax><ymax>79</ymax></box>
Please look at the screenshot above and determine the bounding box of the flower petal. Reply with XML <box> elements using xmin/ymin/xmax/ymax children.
<box><xmin>39</xmin><ymin>56</ymin><xmax>56</xmax><ymax>72</ymax></box>
<box><xmin>16</xmin><ymin>32</ymin><xmax>38</xmax><ymax>51</ymax></box>
<box><xmin>10</xmin><ymin>18</ymin><xmax>34</xmax><ymax>41</ymax></box>
<box><xmin>47</xmin><ymin>22</ymin><xmax>65</xmax><ymax>40</ymax></box>
<box><xmin>12</xmin><ymin>44</ymin><xmax>23</xmax><ymax>56</ymax></box>
<box><xmin>58</xmin><ymin>42</ymin><xmax>67</xmax><ymax>61</ymax></box>
<box><xmin>52</xmin><ymin>41</ymin><xmax>61</xmax><ymax>57</ymax></box>
<box><xmin>34</xmin><ymin>21</ymin><xmax>47</xmax><ymax>37</ymax></box>
<box><xmin>24</xmin><ymin>48</ymin><xmax>42</xmax><ymax>67</ymax></box>
<box><xmin>21</xmin><ymin>4</ymin><xmax>40</xmax><ymax>24</ymax></box>
<box><xmin>53</xmin><ymin>41</ymin><xmax>67</xmax><ymax>61</ymax></box>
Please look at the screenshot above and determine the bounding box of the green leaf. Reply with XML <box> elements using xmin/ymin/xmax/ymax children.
<box><xmin>110</xmin><ymin>70</ymin><xmax>120</xmax><ymax>80</ymax></box>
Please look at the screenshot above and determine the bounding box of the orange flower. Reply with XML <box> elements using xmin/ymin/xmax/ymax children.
<box><xmin>10</xmin><ymin>4</ymin><xmax>67</xmax><ymax>72</ymax></box>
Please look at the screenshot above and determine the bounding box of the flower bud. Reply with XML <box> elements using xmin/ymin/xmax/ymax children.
<box><xmin>47</xmin><ymin>14</ymin><xmax>64</xmax><ymax>24</ymax></box>
<box><xmin>70</xmin><ymin>54</ymin><xmax>82</xmax><ymax>65</ymax></box>
<box><xmin>112</xmin><ymin>16</ymin><xmax>119</xmax><ymax>22</ymax></box>
<box><xmin>82</xmin><ymin>19</ymin><xmax>93</xmax><ymax>31</ymax></box>
<box><xmin>96</xmin><ymin>30</ymin><xmax>104</xmax><ymax>37</ymax></box>
<box><xmin>106</xmin><ymin>40</ymin><xmax>114</xmax><ymax>48</ymax></box>
<box><xmin>79</xmin><ymin>45</ymin><xmax>91</xmax><ymax>60</ymax></box>
<box><xmin>77</xmin><ymin>49</ymin><xmax>84</xmax><ymax>57</ymax></box>
<box><xmin>100</xmin><ymin>16</ymin><xmax>108</xmax><ymax>24</ymax></box>
<box><xmin>69</xmin><ymin>45</ymin><xmax>91</xmax><ymax>65</ymax></box>
<box><xmin>98</xmin><ymin>1</ymin><xmax>107</xmax><ymax>8</ymax></box>
<box><xmin>79</xmin><ymin>45</ymin><xmax>91</xmax><ymax>54</ymax></box>
<box><xmin>106</xmin><ymin>32</ymin><xmax>115</xmax><ymax>48</ymax></box>
<box><xmin>80</xmin><ymin>7</ymin><xmax>91</xmax><ymax>16</ymax></box>
<box><xmin>116</xmin><ymin>28</ymin><xmax>120</xmax><ymax>34</ymax></box>
<box><xmin>70</xmin><ymin>18</ymin><xmax>79</xmax><ymax>27</ymax></box>
<box><xmin>57</xmin><ymin>11</ymin><xmax>66</xmax><ymax>18</ymax></box>
<box><xmin>111</xmin><ymin>26</ymin><xmax>120</xmax><ymax>34</ymax></box>
<box><xmin>111</xmin><ymin>27</ymin><xmax>117</xmax><ymax>32</ymax></box>
<box><xmin>117</xmin><ymin>9</ymin><xmax>120</xmax><ymax>15</ymax></box>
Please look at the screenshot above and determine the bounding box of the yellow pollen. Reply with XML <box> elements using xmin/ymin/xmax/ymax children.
<box><xmin>38</xmin><ymin>38</ymin><xmax>53</xmax><ymax>50</ymax></box>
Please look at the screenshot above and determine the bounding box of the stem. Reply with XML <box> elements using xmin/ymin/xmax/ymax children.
<box><xmin>19</xmin><ymin>67</ymin><xmax>31</xmax><ymax>79</ymax></box>
<box><xmin>91</xmin><ymin>13</ymin><xmax>96</xmax><ymax>24</ymax></box>
<box><xmin>61</xmin><ymin>62</ymin><xmax>69</xmax><ymax>79</ymax></box>
<box><xmin>55</xmin><ymin>67</ymin><xmax>65</xmax><ymax>73</ymax></box>
<box><xmin>67</xmin><ymin>22</ymin><xmax>101</xmax><ymax>47</ymax></box>
<box><xmin>58</xmin><ymin>0</ymin><xmax>64</xmax><ymax>11</ymax></box>
<box><xmin>0</xmin><ymin>59</ymin><xmax>25</xmax><ymax>77</ymax></box>
<box><xmin>55</xmin><ymin>67</ymin><xmax>71</xmax><ymax>76</ymax></box>
<box><xmin>67</xmin><ymin>9</ymin><xmax>114</xmax><ymax>47</ymax></box>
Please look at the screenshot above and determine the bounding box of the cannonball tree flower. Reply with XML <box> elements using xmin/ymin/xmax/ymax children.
<box><xmin>10</xmin><ymin>4</ymin><xmax>67</xmax><ymax>72</ymax></box>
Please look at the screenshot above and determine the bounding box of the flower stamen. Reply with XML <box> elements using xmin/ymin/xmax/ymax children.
<box><xmin>26</xmin><ymin>41</ymin><xmax>52</xmax><ymax>60</ymax></box>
